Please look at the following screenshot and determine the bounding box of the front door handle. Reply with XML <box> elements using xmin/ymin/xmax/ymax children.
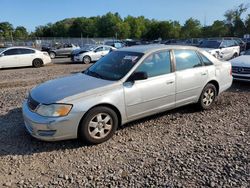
<box><xmin>201</xmin><ymin>72</ymin><xmax>207</xmax><ymax>76</ymax></box>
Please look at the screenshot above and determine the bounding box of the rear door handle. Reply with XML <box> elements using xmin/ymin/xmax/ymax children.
<box><xmin>201</xmin><ymin>72</ymin><xmax>207</xmax><ymax>76</ymax></box>
<box><xmin>166</xmin><ymin>81</ymin><xmax>174</xmax><ymax>84</ymax></box>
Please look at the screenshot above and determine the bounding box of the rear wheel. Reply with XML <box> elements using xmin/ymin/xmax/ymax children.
<box><xmin>78</xmin><ymin>106</ymin><xmax>118</xmax><ymax>144</ymax></box>
<box><xmin>83</xmin><ymin>56</ymin><xmax>91</xmax><ymax>64</ymax></box>
<box><xmin>198</xmin><ymin>84</ymin><xmax>217</xmax><ymax>110</ymax></box>
<box><xmin>49</xmin><ymin>52</ymin><xmax>56</xmax><ymax>59</ymax></box>
<box><xmin>32</xmin><ymin>59</ymin><xmax>43</xmax><ymax>68</ymax></box>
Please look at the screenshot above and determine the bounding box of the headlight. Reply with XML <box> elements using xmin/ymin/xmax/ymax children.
<box><xmin>36</xmin><ymin>104</ymin><xmax>73</xmax><ymax>117</ymax></box>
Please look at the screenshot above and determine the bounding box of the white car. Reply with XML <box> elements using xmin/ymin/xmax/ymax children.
<box><xmin>72</xmin><ymin>45</ymin><xmax>116</xmax><ymax>64</ymax></box>
<box><xmin>0</xmin><ymin>47</ymin><xmax>51</xmax><ymax>69</ymax></box>
<box><xmin>230</xmin><ymin>49</ymin><xmax>250</xmax><ymax>81</ymax></box>
<box><xmin>200</xmin><ymin>39</ymin><xmax>240</xmax><ymax>61</ymax></box>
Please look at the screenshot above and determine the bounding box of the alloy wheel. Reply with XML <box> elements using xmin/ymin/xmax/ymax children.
<box><xmin>88</xmin><ymin>113</ymin><xmax>113</xmax><ymax>140</ymax></box>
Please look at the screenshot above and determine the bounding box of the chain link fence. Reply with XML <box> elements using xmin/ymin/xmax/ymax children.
<box><xmin>0</xmin><ymin>37</ymin><xmax>115</xmax><ymax>49</ymax></box>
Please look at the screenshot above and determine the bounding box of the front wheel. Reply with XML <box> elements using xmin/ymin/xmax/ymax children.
<box><xmin>83</xmin><ymin>56</ymin><xmax>91</xmax><ymax>64</ymax></box>
<box><xmin>78</xmin><ymin>106</ymin><xmax>118</xmax><ymax>144</ymax></box>
<box><xmin>198</xmin><ymin>84</ymin><xmax>217</xmax><ymax>110</ymax></box>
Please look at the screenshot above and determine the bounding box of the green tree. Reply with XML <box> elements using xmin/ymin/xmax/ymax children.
<box><xmin>224</xmin><ymin>3</ymin><xmax>248</xmax><ymax>37</ymax></box>
<box><xmin>181</xmin><ymin>18</ymin><xmax>202</xmax><ymax>38</ymax></box>
<box><xmin>210</xmin><ymin>20</ymin><xmax>229</xmax><ymax>37</ymax></box>
<box><xmin>13</xmin><ymin>26</ymin><xmax>29</xmax><ymax>39</ymax></box>
<box><xmin>0</xmin><ymin>22</ymin><xmax>14</xmax><ymax>40</ymax></box>
<box><xmin>245</xmin><ymin>14</ymin><xmax>250</xmax><ymax>33</ymax></box>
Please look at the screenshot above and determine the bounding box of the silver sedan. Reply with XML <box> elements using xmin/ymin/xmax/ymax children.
<box><xmin>22</xmin><ymin>45</ymin><xmax>233</xmax><ymax>144</ymax></box>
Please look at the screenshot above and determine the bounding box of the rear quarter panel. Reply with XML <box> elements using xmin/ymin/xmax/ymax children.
<box><xmin>215</xmin><ymin>61</ymin><xmax>233</xmax><ymax>94</ymax></box>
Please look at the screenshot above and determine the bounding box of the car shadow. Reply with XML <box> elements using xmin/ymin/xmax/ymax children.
<box><xmin>0</xmin><ymin>108</ymin><xmax>84</xmax><ymax>156</ymax></box>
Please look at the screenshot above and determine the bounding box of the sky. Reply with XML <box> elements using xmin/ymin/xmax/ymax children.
<box><xmin>1</xmin><ymin>0</ymin><xmax>249</xmax><ymax>31</ymax></box>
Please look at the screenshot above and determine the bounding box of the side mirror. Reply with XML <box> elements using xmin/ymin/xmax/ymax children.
<box><xmin>127</xmin><ymin>71</ymin><xmax>148</xmax><ymax>82</ymax></box>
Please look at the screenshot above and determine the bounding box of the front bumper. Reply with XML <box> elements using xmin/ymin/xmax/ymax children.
<box><xmin>72</xmin><ymin>56</ymin><xmax>82</xmax><ymax>62</ymax></box>
<box><xmin>22</xmin><ymin>100</ymin><xmax>83</xmax><ymax>141</ymax></box>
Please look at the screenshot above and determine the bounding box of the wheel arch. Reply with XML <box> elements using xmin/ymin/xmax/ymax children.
<box><xmin>207</xmin><ymin>80</ymin><xmax>219</xmax><ymax>95</ymax></box>
<box><xmin>77</xmin><ymin>103</ymin><xmax>122</xmax><ymax>138</ymax></box>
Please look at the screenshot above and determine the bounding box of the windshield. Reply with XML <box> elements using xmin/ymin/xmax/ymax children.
<box><xmin>84</xmin><ymin>51</ymin><xmax>144</xmax><ymax>81</ymax></box>
<box><xmin>82</xmin><ymin>45</ymin><xmax>97</xmax><ymax>51</ymax></box>
<box><xmin>200</xmin><ymin>40</ymin><xmax>221</xmax><ymax>48</ymax></box>
<box><xmin>0</xmin><ymin>48</ymin><xmax>6</xmax><ymax>53</ymax></box>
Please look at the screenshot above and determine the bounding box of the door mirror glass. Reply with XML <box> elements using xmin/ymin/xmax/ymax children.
<box><xmin>128</xmin><ymin>71</ymin><xmax>148</xmax><ymax>82</ymax></box>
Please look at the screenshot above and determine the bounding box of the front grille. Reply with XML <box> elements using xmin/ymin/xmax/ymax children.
<box><xmin>27</xmin><ymin>96</ymin><xmax>40</xmax><ymax>111</ymax></box>
<box><xmin>232</xmin><ymin>66</ymin><xmax>250</xmax><ymax>74</ymax></box>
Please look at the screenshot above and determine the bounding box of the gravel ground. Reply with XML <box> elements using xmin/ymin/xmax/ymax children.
<box><xmin>0</xmin><ymin>59</ymin><xmax>249</xmax><ymax>187</ymax></box>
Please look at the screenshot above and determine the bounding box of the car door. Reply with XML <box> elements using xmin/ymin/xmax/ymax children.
<box><xmin>92</xmin><ymin>47</ymin><xmax>104</xmax><ymax>61</ymax></box>
<box><xmin>123</xmin><ymin>50</ymin><xmax>176</xmax><ymax>120</ymax></box>
<box><xmin>220</xmin><ymin>40</ymin><xmax>232</xmax><ymax>60</ymax></box>
<box><xmin>63</xmin><ymin>44</ymin><xmax>73</xmax><ymax>55</ymax></box>
<box><xmin>18</xmin><ymin>48</ymin><xmax>36</xmax><ymax>66</ymax></box>
<box><xmin>0</xmin><ymin>48</ymin><xmax>20</xmax><ymax>68</ymax></box>
<box><xmin>174</xmin><ymin>49</ymin><xmax>208</xmax><ymax>107</ymax></box>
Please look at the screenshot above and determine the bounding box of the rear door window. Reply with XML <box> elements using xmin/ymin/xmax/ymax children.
<box><xmin>19</xmin><ymin>49</ymin><xmax>35</xmax><ymax>54</ymax></box>
<box><xmin>174</xmin><ymin>50</ymin><xmax>202</xmax><ymax>71</ymax></box>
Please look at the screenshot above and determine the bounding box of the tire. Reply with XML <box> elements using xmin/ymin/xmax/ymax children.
<box><xmin>78</xmin><ymin>106</ymin><xmax>118</xmax><ymax>144</ymax></box>
<box><xmin>49</xmin><ymin>52</ymin><xmax>56</xmax><ymax>59</ymax></box>
<box><xmin>232</xmin><ymin>53</ymin><xmax>238</xmax><ymax>59</ymax></box>
<box><xmin>32</xmin><ymin>59</ymin><xmax>43</xmax><ymax>68</ymax></box>
<box><xmin>198</xmin><ymin>84</ymin><xmax>217</xmax><ymax>110</ymax></box>
<box><xmin>83</xmin><ymin>56</ymin><xmax>91</xmax><ymax>64</ymax></box>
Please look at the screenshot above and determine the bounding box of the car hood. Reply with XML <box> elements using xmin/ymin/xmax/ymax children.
<box><xmin>230</xmin><ymin>55</ymin><xmax>250</xmax><ymax>67</ymax></box>
<box><xmin>30</xmin><ymin>73</ymin><xmax>115</xmax><ymax>104</ymax></box>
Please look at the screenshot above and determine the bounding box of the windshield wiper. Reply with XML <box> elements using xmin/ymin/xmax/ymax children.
<box><xmin>84</xmin><ymin>69</ymin><xmax>106</xmax><ymax>80</ymax></box>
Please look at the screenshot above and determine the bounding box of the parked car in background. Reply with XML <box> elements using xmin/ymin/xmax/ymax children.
<box><xmin>200</xmin><ymin>39</ymin><xmax>240</xmax><ymax>61</ymax></box>
<box><xmin>104</xmin><ymin>40</ymin><xmax>125</xmax><ymax>49</ymax></box>
<box><xmin>72</xmin><ymin>45</ymin><xmax>116</xmax><ymax>64</ymax></box>
<box><xmin>42</xmin><ymin>43</ymin><xmax>80</xmax><ymax>59</ymax></box>
<box><xmin>230</xmin><ymin>49</ymin><xmax>250</xmax><ymax>81</ymax></box>
<box><xmin>243</xmin><ymin>38</ymin><xmax>250</xmax><ymax>50</ymax></box>
<box><xmin>0</xmin><ymin>47</ymin><xmax>51</xmax><ymax>69</ymax></box>
<box><xmin>223</xmin><ymin>37</ymin><xmax>246</xmax><ymax>52</ymax></box>
<box><xmin>23</xmin><ymin>45</ymin><xmax>232</xmax><ymax>144</ymax></box>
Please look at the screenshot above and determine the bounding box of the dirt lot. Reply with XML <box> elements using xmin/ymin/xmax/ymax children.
<box><xmin>0</xmin><ymin>59</ymin><xmax>249</xmax><ymax>187</ymax></box>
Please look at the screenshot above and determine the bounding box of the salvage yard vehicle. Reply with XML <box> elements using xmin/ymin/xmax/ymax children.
<box><xmin>42</xmin><ymin>43</ymin><xmax>80</xmax><ymax>59</ymax></box>
<box><xmin>22</xmin><ymin>45</ymin><xmax>233</xmax><ymax>144</ymax></box>
<box><xmin>200</xmin><ymin>39</ymin><xmax>240</xmax><ymax>61</ymax></box>
<box><xmin>230</xmin><ymin>49</ymin><xmax>250</xmax><ymax>81</ymax></box>
<box><xmin>0</xmin><ymin>47</ymin><xmax>51</xmax><ymax>69</ymax></box>
<box><xmin>72</xmin><ymin>45</ymin><xmax>116</xmax><ymax>64</ymax></box>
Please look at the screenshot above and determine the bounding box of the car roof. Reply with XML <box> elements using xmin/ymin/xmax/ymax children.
<box><xmin>118</xmin><ymin>44</ymin><xmax>200</xmax><ymax>54</ymax></box>
<box><xmin>4</xmin><ymin>46</ymin><xmax>37</xmax><ymax>51</ymax></box>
